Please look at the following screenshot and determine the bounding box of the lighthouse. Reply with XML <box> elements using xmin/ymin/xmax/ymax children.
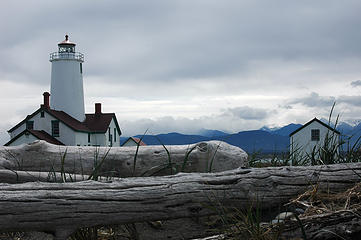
<box><xmin>5</xmin><ymin>35</ymin><xmax>121</xmax><ymax>147</ymax></box>
<box><xmin>49</xmin><ymin>35</ymin><xmax>85</xmax><ymax>122</ymax></box>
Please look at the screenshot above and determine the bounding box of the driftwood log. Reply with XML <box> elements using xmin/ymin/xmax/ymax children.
<box><xmin>279</xmin><ymin>207</ymin><xmax>361</xmax><ymax>239</ymax></box>
<box><xmin>0</xmin><ymin>169</ymin><xmax>90</xmax><ymax>184</ymax></box>
<box><xmin>0</xmin><ymin>163</ymin><xmax>360</xmax><ymax>239</ymax></box>
<box><xmin>0</xmin><ymin>140</ymin><xmax>248</xmax><ymax>180</ymax></box>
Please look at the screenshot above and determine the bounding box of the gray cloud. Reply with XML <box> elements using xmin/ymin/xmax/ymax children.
<box><xmin>289</xmin><ymin>92</ymin><xmax>361</xmax><ymax>109</ymax></box>
<box><xmin>2</xmin><ymin>1</ymin><xmax>361</xmax><ymax>143</ymax></box>
<box><xmin>2</xmin><ymin>0</ymin><xmax>361</xmax><ymax>86</ymax></box>
<box><xmin>351</xmin><ymin>80</ymin><xmax>361</xmax><ymax>87</ymax></box>
<box><xmin>289</xmin><ymin>92</ymin><xmax>336</xmax><ymax>108</ymax></box>
<box><xmin>338</xmin><ymin>95</ymin><xmax>361</xmax><ymax>107</ymax></box>
<box><xmin>222</xmin><ymin>106</ymin><xmax>269</xmax><ymax>120</ymax></box>
<box><xmin>119</xmin><ymin>107</ymin><xmax>273</xmax><ymax>137</ymax></box>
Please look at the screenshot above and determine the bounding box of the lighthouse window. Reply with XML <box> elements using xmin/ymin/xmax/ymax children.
<box><xmin>80</xmin><ymin>63</ymin><xmax>82</xmax><ymax>74</ymax></box>
<box><xmin>52</xmin><ymin>120</ymin><xmax>59</xmax><ymax>137</ymax></box>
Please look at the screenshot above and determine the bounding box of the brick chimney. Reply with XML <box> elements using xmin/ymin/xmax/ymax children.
<box><xmin>95</xmin><ymin>103</ymin><xmax>101</xmax><ymax>116</ymax></box>
<box><xmin>41</xmin><ymin>92</ymin><xmax>50</xmax><ymax>109</ymax></box>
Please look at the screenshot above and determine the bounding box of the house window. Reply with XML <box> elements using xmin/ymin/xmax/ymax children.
<box><xmin>108</xmin><ymin>127</ymin><xmax>111</xmax><ymax>140</ymax></box>
<box><xmin>52</xmin><ymin>120</ymin><xmax>59</xmax><ymax>137</ymax></box>
<box><xmin>109</xmin><ymin>134</ymin><xmax>113</xmax><ymax>147</ymax></box>
<box><xmin>114</xmin><ymin>128</ymin><xmax>117</xmax><ymax>142</ymax></box>
<box><xmin>40</xmin><ymin>111</ymin><xmax>45</xmax><ymax>118</ymax></box>
<box><xmin>26</xmin><ymin>121</ymin><xmax>34</xmax><ymax>130</ymax></box>
<box><xmin>88</xmin><ymin>133</ymin><xmax>91</xmax><ymax>143</ymax></box>
<box><xmin>311</xmin><ymin>129</ymin><xmax>320</xmax><ymax>141</ymax></box>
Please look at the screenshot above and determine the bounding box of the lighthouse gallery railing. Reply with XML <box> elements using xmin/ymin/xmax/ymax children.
<box><xmin>49</xmin><ymin>52</ymin><xmax>84</xmax><ymax>62</ymax></box>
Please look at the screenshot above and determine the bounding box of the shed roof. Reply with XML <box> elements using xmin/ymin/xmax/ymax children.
<box><xmin>121</xmin><ymin>137</ymin><xmax>147</xmax><ymax>146</ymax></box>
<box><xmin>289</xmin><ymin>118</ymin><xmax>341</xmax><ymax>137</ymax></box>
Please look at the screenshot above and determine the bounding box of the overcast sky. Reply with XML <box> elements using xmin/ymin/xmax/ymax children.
<box><xmin>1</xmin><ymin>0</ymin><xmax>361</xmax><ymax>144</ymax></box>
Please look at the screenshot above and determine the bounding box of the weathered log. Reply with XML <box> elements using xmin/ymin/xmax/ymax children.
<box><xmin>279</xmin><ymin>207</ymin><xmax>361</xmax><ymax>239</ymax></box>
<box><xmin>0</xmin><ymin>140</ymin><xmax>248</xmax><ymax>177</ymax></box>
<box><xmin>0</xmin><ymin>163</ymin><xmax>360</xmax><ymax>239</ymax></box>
<box><xmin>0</xmin><ymin>169</ymin><xmax>90</xmax><ymax>183</ymax></box>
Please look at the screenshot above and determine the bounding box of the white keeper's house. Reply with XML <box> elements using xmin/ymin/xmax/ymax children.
<box><xmin>5</xmin><ymin>35</ymin><xmax>121</xmax><ymax>147</ymax></box>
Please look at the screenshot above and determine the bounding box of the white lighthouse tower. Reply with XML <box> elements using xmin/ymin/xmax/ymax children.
<box><xmin>49</xmin><ymin>35</ymin><xmax>85</xmax><ymax>122</ymax></box>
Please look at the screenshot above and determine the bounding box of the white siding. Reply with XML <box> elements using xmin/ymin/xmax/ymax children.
<box><xmin>50</xmin><ymin>60</ymin><xmax>85</xmax><ymax>122</ymax></box>
<box><xmin>10</xmin><ymin>123</ymin><xmax>26</xmax><ymax>139</ymax></box>
<box><xmin>9</xmin><ymin>110</ymin><xmax>77</xmax><ymax>145</ymax></box>
<box><xmin>290</xmin><ymin>120</ymin><xmax>339</xmax><ymax>164</ymax></box>
<box><xmin>7</xmin><ymin>134</ymin><xmax>39</xmax><ymax>146</ymax></box>
<box><xmin>90</xmin><ymin>133</ymin><xmax>106</xmax><ymax>146</ymax></box>
<box><xmin>104</xmin><ymin>118</ymin><xmax>120</xmax><ymax>147</ymax></box>
<box><xmin>75</xmin><ymin>132</ymin><xmax>89</xmax><ymax>146</ymax></box>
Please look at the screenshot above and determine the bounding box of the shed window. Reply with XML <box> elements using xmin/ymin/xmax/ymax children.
<box><xmin>52</xmin><ymin>120</ymin><xmax>59</xmax><ymax>137</ymax></box>
<box><xmin>311</xmin><ymin>129</ymin><xmax>320</xmax><ymax>141</ymax></box>
<box><xmin>26</xmin><ymin>121</ymin><xmax>34</xmax><ymax>130</ymax></box>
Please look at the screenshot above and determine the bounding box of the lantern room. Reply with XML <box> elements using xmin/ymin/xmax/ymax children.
<box><xmin>58</xmin><ymin>35</ymin><xmax>76</xmax><ymax>53</ymax></box>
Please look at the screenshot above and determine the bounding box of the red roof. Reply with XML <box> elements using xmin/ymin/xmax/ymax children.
<box><xmin>8</xmin><ymin>106</ymin><xmax>121</xmax><ymax>135</ymax></box>
<box><xmin>121</xmin><ymin>137</ymin><xmax>147</xmax><ymax>146</ymax></box>
<box><xmin>132</xmin><ymin>137</ymin><xmax>147</xmax><ymax>146</ymax></box>
<box><xmin>58</xmin><ymin>35</ymin><xmax>76</xmax><ymax>46</ymax></box>
<box><xmin>49</xmin><ymin>109</ymin><xmax>89</xmax><ymax>131</ymax></box>
<box><xmin>84</xmin><ymin>113</ymin><xmax>118</xmax><ymax>132</ymax></box>
<box><xmin>28</xmin><ymin>130</ymin><xmax>65</xmax><ymax>145</ymax></box>
<box><xmin>4</xmin><ymin>129</ymin><xmax>64</xmax><ymax>146</ymax></box>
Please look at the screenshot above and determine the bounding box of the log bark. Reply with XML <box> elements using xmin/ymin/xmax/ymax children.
<box><xmin>0</xmin><ymin>163</ymin><xmax>360</xmax><ymax>239</ymax></box>
<box><xmin>0</xmin><ymin>140</ymin><xmax>248</xmax><ymax>178</ymax></box>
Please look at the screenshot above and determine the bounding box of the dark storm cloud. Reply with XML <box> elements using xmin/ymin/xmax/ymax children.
<box><xmin>2</xmin><ymin>0</ymin><xmax>361</xmax><ymax>86</ymax></box>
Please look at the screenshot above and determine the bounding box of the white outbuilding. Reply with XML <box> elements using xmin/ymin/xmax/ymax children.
<box><xmin>289</xmin><ymin>118</ymin><xmax>340</xmax><ymax>164</ymax></box>
<box><xmin>5</xmin><ymin>35</ymin><xmax>121</xmax><ymax>147</ymax></box>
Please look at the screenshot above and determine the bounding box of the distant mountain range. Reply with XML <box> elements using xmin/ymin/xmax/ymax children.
<box><xmin>120</xmin><ymin>121</ymin><xmax>361</xmax><ymax>153</ymax></box>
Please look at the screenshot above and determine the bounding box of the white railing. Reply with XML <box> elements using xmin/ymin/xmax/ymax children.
<box><xmin>49</xmin><ymin>52</ymin><xmax>84</xmax><ymax>61</ymax></box>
